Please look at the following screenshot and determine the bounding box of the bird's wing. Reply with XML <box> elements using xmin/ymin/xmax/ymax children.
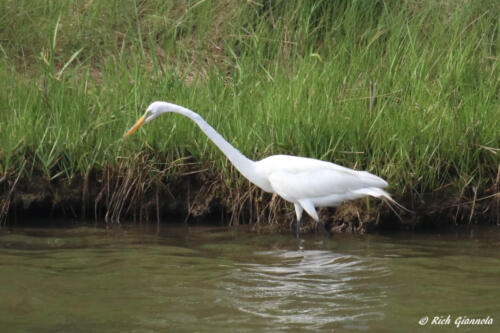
<box><xmin>268</xmin><ymin>168</ymin><xmax>369</xmax><ymax>202</ymax></box>
<box><xmin>259</xmin><ymin>154</ymin><xmax>387</xmax><ymax>188</ymax></box>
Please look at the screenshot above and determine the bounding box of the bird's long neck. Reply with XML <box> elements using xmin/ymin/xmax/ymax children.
<box><xmin>164</xmin><ymin>103</ymin><xmax>259</xmax><ymax>184</ymax></box>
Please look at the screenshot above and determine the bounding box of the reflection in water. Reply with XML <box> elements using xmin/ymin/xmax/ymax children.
<box><xmin>226</xmin><ymin>249</ymin><xmax>390</xmax><ymax>330</ymax></box>
<box><xmin>0</xmin><ymin>225</ymin><xmax>499</xmax><ymax>332</ymax></box>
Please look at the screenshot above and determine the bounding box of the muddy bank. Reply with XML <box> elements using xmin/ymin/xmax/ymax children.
<box><xmin>1</xmin><ymin>164</ymin><xmax>499</xmax><ymax>233</ymax></box>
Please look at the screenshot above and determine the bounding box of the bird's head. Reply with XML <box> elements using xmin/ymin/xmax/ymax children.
<box><xmin>124</xmin><ymin>101</ymin><xmax>174</xmax><ymax>138</ymax></box>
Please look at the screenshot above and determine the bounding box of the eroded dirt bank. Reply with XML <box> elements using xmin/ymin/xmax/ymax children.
<box><xmin>1</xmin><ymin>164</ymin><xmax>499</xmax><ymax>233</ymax></box>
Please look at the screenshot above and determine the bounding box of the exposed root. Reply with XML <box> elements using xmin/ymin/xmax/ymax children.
<box><xmin>1</xmin><ymin>156</ymin><xmax>498</xmax><ymax>232</ymax></box>
<box><xmin>0</xmin><ymin>160</ymin><xmax>26</xmax><ymax>225</ymax></box>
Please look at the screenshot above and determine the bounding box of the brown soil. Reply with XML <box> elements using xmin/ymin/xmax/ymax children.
<box><xmin>1</xmin><ymin>164</ymin><xmax>499</xmax><ymax>233</ymax></box>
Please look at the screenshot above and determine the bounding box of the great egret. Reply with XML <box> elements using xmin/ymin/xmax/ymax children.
<box><xmin>125</xmin><ymin>101</ymin><xmax>399</xmax><ymax>236</ymax></box>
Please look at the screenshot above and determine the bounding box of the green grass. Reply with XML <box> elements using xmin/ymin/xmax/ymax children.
<box><xmin>0</xmin><ymin>0</ymin><xmax>499</xmax><ymax>219</ymax></box>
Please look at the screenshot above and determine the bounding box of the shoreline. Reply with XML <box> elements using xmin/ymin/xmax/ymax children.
<box><xmin>2</xmin><ymin>164</ymin><xmax>498</xmax><ymax>233</ymax></box>
<box><xmin>1</xmin><ymin>1</ymin><xmax>499</xmax><ymax>233</ymax></box>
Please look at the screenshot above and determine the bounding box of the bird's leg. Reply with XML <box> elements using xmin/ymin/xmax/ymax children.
<box><xmin>296</xmin><ymin>201</ymin><xmax>331</xmax><ymax>238</ymax></box>
<box><xmin>294</xmin><ymin>204</ymin><xmax>303</xmax><ymax>239</ymax></box>
<box><xmin>317</xmin><ymin>221</ymin><xmax>331</xmax><ymax>238</ymax></box>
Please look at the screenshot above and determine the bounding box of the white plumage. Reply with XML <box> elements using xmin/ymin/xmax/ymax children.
<box><xmin>125</xmin><ymin>101</ymin><xmax>398</xmax><ymax>236</ymax></box>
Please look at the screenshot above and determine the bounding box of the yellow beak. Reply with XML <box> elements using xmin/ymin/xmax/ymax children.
<box><xmin>124</xmin><ymin>116</ymin><xmax>146</xmax><ymax>138</ymax></box>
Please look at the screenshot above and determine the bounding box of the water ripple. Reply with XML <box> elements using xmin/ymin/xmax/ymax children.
<box><xmin>221</xmin><ymin>249</ymin><xmax>391</xmax><ymax>330</ymax></box>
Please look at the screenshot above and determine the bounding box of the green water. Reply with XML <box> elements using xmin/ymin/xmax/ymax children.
<box><xmin>0</xmin><ymin>224</ymin><xmax>499</xmax><ymax>332</ymax></box>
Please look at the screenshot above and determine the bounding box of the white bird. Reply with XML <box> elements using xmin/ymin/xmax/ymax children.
<box><xmin>125</xmin><ymin>101</ymin><xmax>400</xmax><ymax>236</ymax></box>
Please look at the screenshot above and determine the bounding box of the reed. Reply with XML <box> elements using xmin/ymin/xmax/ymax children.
<box><xmin>0</xmin><ymin>0</ymin><xmax>498</xmax><ymax>224</ymax></box>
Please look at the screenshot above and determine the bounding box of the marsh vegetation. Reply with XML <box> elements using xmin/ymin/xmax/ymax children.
<box><xmin>0</xmin><ymin>0</ymin><xmax>499</xmax><ymax>230</ymax></box>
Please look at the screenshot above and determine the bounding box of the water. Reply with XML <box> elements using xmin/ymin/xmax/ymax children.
<box><xmin>0</xmin><ymin>224</ymin><xmax>499</xmax><ymax>332</ymax></box>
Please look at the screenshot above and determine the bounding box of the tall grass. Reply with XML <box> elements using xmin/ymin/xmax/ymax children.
<box><xmin>0</xmin><ymin>0</ymin><xmax>499</xmax><ymax>217</ymax></box>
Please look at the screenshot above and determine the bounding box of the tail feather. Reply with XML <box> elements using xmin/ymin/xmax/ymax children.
<box><xmin>357</xmin><ymin>171</ymin><xmax>389</xmax><ymax>188</ymax></box>
<box><xmin>353</xmin><ymin>187</ymin><xmax>411</xmax><ymax>214</ymax></box>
